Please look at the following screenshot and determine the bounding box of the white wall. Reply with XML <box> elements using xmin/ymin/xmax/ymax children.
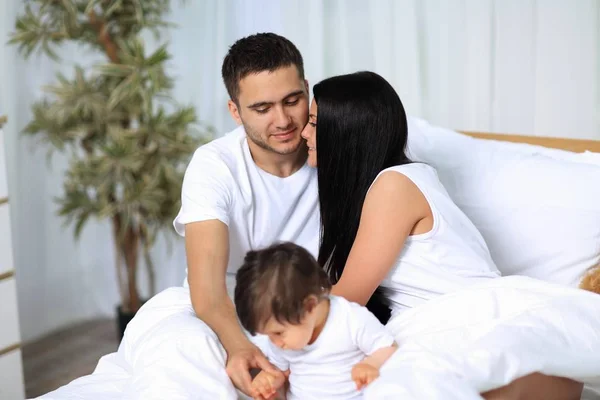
<box><xmin>1</xmin><ymin>0</ymin><xmax>598</xmax><ymax>342</ymax></box>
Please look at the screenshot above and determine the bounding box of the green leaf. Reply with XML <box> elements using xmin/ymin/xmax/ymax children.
<box><xmin>74</xmin><ymin>212</ymin><xmax>91</xmax><ymax>239</ymax></box>
<box><xmin>95</xmin><ymin>63</ymin><xmax>136</xmax><ymax>77</ymax></box>
<box><xmin>84</xmin><ymin>0</ymin><xmax>102</xmax><ymax>15</ymax></box>
<box><xmin>105</xmin><ymin>0</ymin><xmax>124</xmax><ymax>18</ymax></box>
<box><xmin>107</xmin><ymin>72</ymin><xmax>140</xmax><ymax>110</ymax></box>
<box><xmin>132</xmin><ymin>0</ymin><xmax>144</xmax><ymax>24</ymax></box>
<box><xmin>60</xmin><ymin>0</ymin><xmax>78</xmax><ymax>22</ymax></box>
<box><xmin>145</xmin><ymin>43</ymin><xmax>170</xmax><ymax>66</ymax></box>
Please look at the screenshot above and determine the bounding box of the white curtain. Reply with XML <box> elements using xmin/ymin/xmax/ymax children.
<box><xmin>1</xmin><ymin>0</ymin><xmax>598</xmax><ymax>342</ymax></box>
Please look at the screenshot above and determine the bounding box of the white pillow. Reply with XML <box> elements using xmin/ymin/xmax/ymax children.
<box><xmin>406</xmin><ymin>117</ymin><xmax>600</xmax><ymax>287</ymax></box>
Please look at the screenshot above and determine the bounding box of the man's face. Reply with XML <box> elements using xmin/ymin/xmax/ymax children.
<box><xmin>228</xmin><ymin>65</ymin><xmax>309</xmax><ymax>156</ymax></box>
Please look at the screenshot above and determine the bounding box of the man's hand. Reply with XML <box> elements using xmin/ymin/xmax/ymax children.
<box><xmin>226</xmin><ymin>343</ymin><xmax>279</xmax><ymax>396</ymax></box>
<box><xmin>249</xmin><ymin>369</ymin><xmax>288</xmax><ymax>400</ymax></box>
<box><xmin>351</xmin><ymin>362</ymin><xmax>380</xmax><ymax>390</ymax></box>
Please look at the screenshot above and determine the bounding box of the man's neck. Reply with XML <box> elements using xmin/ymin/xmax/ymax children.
<box><xmin>248</xmin><ymin>141</ymin><xmax>308</xmax><ymax>178</ymax></box>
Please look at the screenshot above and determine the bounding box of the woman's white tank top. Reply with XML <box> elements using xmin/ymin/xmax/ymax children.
<box><xmin>372</xmin><ymin>163</ymin><xmax>501</xmax><ymax>314</ymax></box>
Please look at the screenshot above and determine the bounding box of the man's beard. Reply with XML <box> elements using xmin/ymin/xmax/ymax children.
<box><xmin>244</xmin><ymin>124</ymin><xmax>303</xmax><ymax>156</ymax></box>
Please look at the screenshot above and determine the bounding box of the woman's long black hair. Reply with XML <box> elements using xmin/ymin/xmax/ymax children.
<box><xmin>313</xmin><ymin>71</ymin><xmax>411</xmax><ymax>324</ymax></box>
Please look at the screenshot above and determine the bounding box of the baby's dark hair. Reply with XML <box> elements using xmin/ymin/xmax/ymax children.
<box><xmin>234</xmin><ymin>242</ymin><xmax>331</xmax><ymax>335</ymax></box>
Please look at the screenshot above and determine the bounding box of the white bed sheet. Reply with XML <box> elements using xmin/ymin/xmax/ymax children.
<box><xmin>38</xmin><ymin>276</ymin><xmax>600</xmax><ymax>400</ymax></box>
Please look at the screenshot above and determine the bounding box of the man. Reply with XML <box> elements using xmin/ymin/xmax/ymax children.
<box><xmin>172</xmin><ymin>32</ymin><xmax>319</xmax><ymax>397</ymax></box>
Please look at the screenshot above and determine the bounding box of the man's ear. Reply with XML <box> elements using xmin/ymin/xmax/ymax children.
<box><xmin>304</xmin><ymin>79</ymin><xmax>310</xmax><ymax>95</ymax></box>
<box><xmin>227</xmin><ymin>99</ymin><xmax>242</xmax><ymax>125</ymax></box>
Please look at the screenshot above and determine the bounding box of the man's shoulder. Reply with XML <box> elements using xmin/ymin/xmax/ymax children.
<box><xmin>196</xmin><ymin>125</ymin><xmax>246</xmax><ymax>157</ymax></box>
<box><xmin>188</xmin><ymin>126</ymin><xmax>246</xmax><ymax>169</ymax></box>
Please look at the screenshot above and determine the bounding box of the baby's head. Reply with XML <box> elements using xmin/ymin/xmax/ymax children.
<box><xmin>235</xmin><ymin>242</ymin><xmax>331</xmax><ymax>350</ymax></box>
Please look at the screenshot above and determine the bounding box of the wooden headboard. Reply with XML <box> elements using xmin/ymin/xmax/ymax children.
<box><xmin>459</xmin><ymin>131</ymin><xmax>600</xmax><ymax>153</ymax></box>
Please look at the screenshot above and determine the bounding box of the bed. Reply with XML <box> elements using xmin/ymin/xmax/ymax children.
<box><xmin>36</xmin><ymin>118</ymin><xmax>600</xmax><ymax>400</ymax></box>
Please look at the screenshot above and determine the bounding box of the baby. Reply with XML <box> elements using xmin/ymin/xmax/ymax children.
<box><xmin>234</xmin><ymin>242</ymin><xmax>398</xmax><ymax>400</ymax></box>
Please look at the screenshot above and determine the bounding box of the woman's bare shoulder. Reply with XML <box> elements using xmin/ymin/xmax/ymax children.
<box><xmin>366</xmin><ymin>169</ymin><xmax>428</xmax><ymax>211</ymax></box>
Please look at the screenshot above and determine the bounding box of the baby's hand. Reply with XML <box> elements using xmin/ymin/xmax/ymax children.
<box><xmin>351</xmin><ymin>362</ymin><xmax>380</xmax><ymax>391</ymax></box>
<box><xmin>251</xmin><ymin>369</ymin><xmax>287</xmax><ymax>400</ymax></box>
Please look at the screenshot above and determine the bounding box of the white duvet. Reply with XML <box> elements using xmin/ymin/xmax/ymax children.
<box><xmin>38</xmin><ymin>276</ymin><xmax>600</xmax><ymax>400</ymax></box>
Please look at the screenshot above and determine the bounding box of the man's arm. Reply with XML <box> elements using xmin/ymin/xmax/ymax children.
<box><xmin>185</xmin><ymin>220</ymin><xmax>276</xmax><ymax>395</ymax></box>
<box><xmin>185</xmin><ymin>219</ymin><xmax>246</xmax><ymax>350</ymax></box>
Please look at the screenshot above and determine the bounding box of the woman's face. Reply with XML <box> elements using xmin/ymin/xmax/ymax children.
<box><xmin>301</xmin><ymin>99</ymin><xmax>318</xmax><ymax>167</ymax></box>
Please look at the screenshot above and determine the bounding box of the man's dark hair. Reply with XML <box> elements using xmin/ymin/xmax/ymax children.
<box><xmin>221</xmin><ymin>32</ymin><xmax>305</xmax><ymax>104</ymax></box>
<box><xmin>234</xmin><ymin>242</ymin><xmax>331</xmax><ymax>335</ymax></box>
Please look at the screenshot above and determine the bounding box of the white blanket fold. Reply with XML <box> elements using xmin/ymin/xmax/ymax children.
<box><xmin>367</xmin><ymin>276</ymin><xmax>600</xmax><ymax>399</ymax></box>
<box><xmin>40</xmin><ymin>277</ymin><xmax>600</xmax><ymax>400</ymax></box>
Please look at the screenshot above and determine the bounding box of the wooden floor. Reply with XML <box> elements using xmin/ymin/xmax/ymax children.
<box><xmin>21</xmin><ymin>318</ymin><xmax>119</xmax><ymax>398</ymax></box>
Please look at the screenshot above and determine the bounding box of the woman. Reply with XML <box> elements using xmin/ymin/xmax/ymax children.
<box><xmin>303</xmin><ymin>71</ymin><xmax>500</xmax><ymax>322</ymax></box>
<box><xmin>301</xmin><ymin>71</ymin><xmax>583</xmax><ymax>399</ymax></box>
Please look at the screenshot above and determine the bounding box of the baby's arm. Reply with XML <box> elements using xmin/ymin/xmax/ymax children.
<box><xmin>351</xmin><ymin>343</ymin><xmax>397</xmax><ymax>390</ymax></box>
<box><xmin>349</xmin><ymin>302</ymin><xmax>398</xmax><ymax>390</ymax></box>
<box><xmin>359</xmin><ymin>342</ymin><xmax>398</xmax><ymax>369</ymax></box>
<box><xmin>252</xmin><ymin>342</ymin><xmax>290</xmax><ymax>400</ymax></box>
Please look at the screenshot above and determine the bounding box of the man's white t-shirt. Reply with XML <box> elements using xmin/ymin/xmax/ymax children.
<box><xmin>263</xmin><ymin>295</ymin><xmax>395</xmax><ymax>400</ymax></box>
<box><xmin>173</xmin><ymin>126</ymin><xmax>320</xmax><ymax>283</ymax></box>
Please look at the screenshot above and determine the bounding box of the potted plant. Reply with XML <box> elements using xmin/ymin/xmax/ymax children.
<box><xmin>9</xmin><ymin>0</ymin><xmax>211</xmax><ymax>337</ymax></box>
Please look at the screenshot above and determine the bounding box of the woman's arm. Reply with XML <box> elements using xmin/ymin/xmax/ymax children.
<box><xmin>331</xmin><ymin>171</ymin><xmax>430</xmax><ymax>305</ymax></box>
<box><xmin>481</xmin><ymin>373</ymin><xmax>583</xmax><ymax>400</ymax></box>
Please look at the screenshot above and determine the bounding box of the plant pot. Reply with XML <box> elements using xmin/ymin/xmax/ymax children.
<box><xmin>116</xmin><ymin>302</ymin><xmax>146</xmax><ymax>340</ymax></box>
